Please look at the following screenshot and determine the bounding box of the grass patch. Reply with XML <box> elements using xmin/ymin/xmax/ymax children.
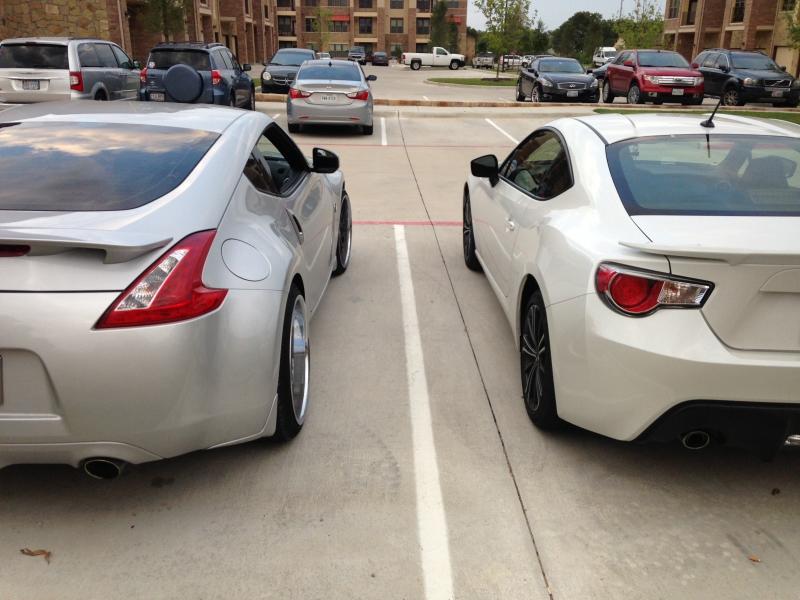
<box><xmin>428</xmin><ymin>77</ymin><xmax>517</xmax><ymax>87</ymax></box>
<box><xmin>594</xmin><ymin>107</ymin><xmax>800</xmax><ymax>125</ymax></box>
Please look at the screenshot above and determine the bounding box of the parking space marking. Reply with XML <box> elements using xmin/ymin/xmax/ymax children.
<box><xmin>272</xmin><ymin>113</ymin><xmax>280</xmax><ymax>119</ymax></box>
<box><xmin>423</xmin><ymin>95</ymin><xmax>430</xmax><ymax>101</ymax></box>
<box><xmin>394</xmin><ymin>224</ymin><xmax>454</xmax><ymax>600</ymax></box>
<box><xmin>381</xmin><ymin>117</ymin><xmax>387</xmax><ymax>146</ymax></box>
<box><xmin>485</xmin><ymin>118</ymin><xmax>519</xmax><ymax>144</ymax></box>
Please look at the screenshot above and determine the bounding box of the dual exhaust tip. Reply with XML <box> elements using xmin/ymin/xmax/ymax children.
<box><xmin>82</xmin><ymin>457</ymin><xmax>126</xmax><ymax>480</ymax></box>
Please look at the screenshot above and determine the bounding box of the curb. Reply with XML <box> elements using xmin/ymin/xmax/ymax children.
<box><xmin>423</xmin><ymin>78</ymin><xmax>517</xmax><ymax>89</ymax></box>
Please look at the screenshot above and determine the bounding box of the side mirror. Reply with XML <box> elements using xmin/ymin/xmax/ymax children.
<box><xmin>780</xmin><ymin>64</ymin><xmax>788</xmax><ymax>72</ymax></box>
<box><xmin>623</xmin><ymin>59</ymin><xmax>634</xmax><ymax>68</ymax></box>
<box><xmin>312</xmin><ymin>147</ymin><xmax>339</xmax><ymax>174</ymax></box>
<box><xmin>691</xmin><ymin>62</ymin><xmax>699</xmax><ymax>69</ymax></box>
<box><xmin>471</xmin><ymin>154</ymin><xmax>499</xmax><ymax>186</ymax></box>
<box><xmin>586</xmin><ymin>68</ymin><xmax>594</xmax><ymax>74</ymax></box>
<box><xmin>720</xmin><ymin>64</ymin><xmax>730</xmax><ymax>73</ymax></box>
<box><xmin>133</xmin><ymin>60</ymin><xmax>141</xmax><ymax>70</ymax></box>
<box><xmin>242</xmin><ymin>64</ymin><xmax>252</xmax><ymax>71</ymax></box>
<box><xmin>367</xmin><ymin>74</ymin><xmax>377</xmax><ymax>81</ymax></box>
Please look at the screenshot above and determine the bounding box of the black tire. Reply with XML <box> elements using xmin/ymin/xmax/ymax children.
<box><xmin>411</xmin><ymin>60</ymin><xmax>421</xmax><ymax>71</ymax></box>
<box><xmin>516</xmin><ymin>79</ymin><xmax>526</xmax><ymax>101</ymax></box>
<box><xmin>601</xmin><ymin>80</ymin><xmax>615</xmax><ymax>103</ymax></box>
<box><xmin>462</xmin><ymin>189</ymin><xmax>481</xmax><ymax>272</ymax></box>
<box><xmin>627</xmin><ymin>83</ymin><xmax>644</xmax><ymax>104</ymax></box>
<box><xmin>362</xmin><ymin>124</ymin><xmax>373</xmax><ymax>135</ymax></box>
<box><xmin>333</xmin><ymin>192</ymin><xmax>352</xmax><ymax>276</ymax></box>
<box><xmin>230</xmin><ymin>94</ymin><xmax>237</xmax><ymax>108</ymax></box>
<box><xmin>722</xmin><ymin>86</ymin><xmax>744</xmax><ymax>107</ymax></box>
<box><xmin>449</xmin><ymin>60</ymin><xmax>459</xmax><ymax>70</ymax></box>
<box><xmin>520</xmin><ymin>290</ymin><xmax>563</xmax><ymax>430</ymax></box>
<box><xmin>531</xmin><ymin>84</ymin><xmax>543</xmax><ymax>103</ymax></box>
<box><xmin>249</xmin><ymin>87</ymin><xmax>256</xmax><ymax>110</ymax></box>
<box><xmin>273</xmin><ymin>284</ymin><xmax>309</xmax><ymax>442</ymax></box>
<box><xmin>288</xmin><ymin>123</ymin><xmax>300</xmax><ymax>133</ymax></box>
<box><xmin>94</xmin><ymin>90</ymin><xmax>107</xmax><ymax>101</ymax></box>
<box><xmin>784</xmin><ymin>99</ymin><xmax>800</xmax><ymax>108</ymax></box>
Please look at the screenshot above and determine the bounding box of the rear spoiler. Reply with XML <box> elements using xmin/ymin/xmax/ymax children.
<box><xmin>620</xmin><ymin>241</ymin><xmax>800</xmax><ymax>266</ymax></box>
<box><xmin>0</xmin><ymin>229</ymin><xmax>171</xmax><ymax>264</ymax></box>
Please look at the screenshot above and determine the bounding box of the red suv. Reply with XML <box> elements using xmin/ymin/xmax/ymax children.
<box><xmin>603</xmin><ymin>49</ymin><xmax>704</xmax><ymax>105</ymax></box>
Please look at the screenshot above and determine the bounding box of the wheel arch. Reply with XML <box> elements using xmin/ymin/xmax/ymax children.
<box><xmin>516</xmin><ymin>274</ymin><xmax>542</xmax><ymax>344</ymax></box>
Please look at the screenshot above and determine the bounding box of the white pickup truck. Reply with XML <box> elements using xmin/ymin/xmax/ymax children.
<box><xmin>401</xmin><ymin>47</ymin><xmax>466</xmax><ymax>70</ymax></box>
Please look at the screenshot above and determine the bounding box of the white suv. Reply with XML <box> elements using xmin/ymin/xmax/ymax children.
<box><xmin>592</xmin><ymin>46</ymin><xmax>618</xmax><ymax>67</ymax></box>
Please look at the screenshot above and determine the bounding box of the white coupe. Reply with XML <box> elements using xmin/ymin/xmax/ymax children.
<box><xmin>464</xmin><ymin>112</ymin><xmax>800</xmax><ymax>457</ymax></box>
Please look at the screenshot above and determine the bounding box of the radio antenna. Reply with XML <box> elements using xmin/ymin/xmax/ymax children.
<box><xmin>700</xmin><ymin>96</ymin><xmax>723</xmax><ymax>128</ymax></box>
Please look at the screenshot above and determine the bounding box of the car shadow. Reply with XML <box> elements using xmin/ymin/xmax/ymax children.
<box><xmin>294</xmin><ymin>124</ymin><xmax>369</xmax><ymax>138</ymax></box>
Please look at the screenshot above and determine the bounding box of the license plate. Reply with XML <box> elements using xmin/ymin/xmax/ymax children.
<box><xmin>22</xmin><ymin>80</ymin><xmax>40</xmax><ymax>91</ymax></box>
<box><xmin>671</xmin><ymin>88</ymin><xmax>685</xmax><ymax>96</ymax></box>
<box><xmin>319</xmin><ymin>94</ymin><xmax>338</xmax><ymax>103</ymax></box>
<box><xmin>772</xmin><ymin>90</ymin><xmax>786</xmax><ymax>97</ymax></box>
<box><xmin>567</xmin><ymin>91</ymin><xmax>579</xmax><ymax>97</ymax></box>
<box><xmin>150</xmin><ymin>92</ymin><xmax>165</xmax><ymax>102</ymax></box>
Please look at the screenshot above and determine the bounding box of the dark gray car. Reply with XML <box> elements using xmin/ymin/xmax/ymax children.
<box><xmin>261</xmin><ymin>48</ymin><xmax>316</xmax><ymax>93</ymax></box>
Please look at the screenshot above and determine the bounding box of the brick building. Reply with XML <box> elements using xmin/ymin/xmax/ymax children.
<box><xmin>662</xmin><ymin>0</ymin><xmax>800</xmax><ymax>75</ymax></box>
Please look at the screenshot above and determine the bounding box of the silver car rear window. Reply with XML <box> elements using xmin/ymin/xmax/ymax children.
<box><xmin>0</xmin><ymin>44</ymin><xmax>68</xmax><ymax>69</ymax></box>
<box><xmin>0</xmin><ymin>122</ymin><xmax>219</xmax><ymax>211</ymax></box>
<box><xmin>607</xmin><ymin>134</ymin><xmax>800</xmax><ymax>216</ymax></box>
<box><xmin>298</xmin><ymin>65</ymin><xmax>361</xmax><ymax>81</ymax></box>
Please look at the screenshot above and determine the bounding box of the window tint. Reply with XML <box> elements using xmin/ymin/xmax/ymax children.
<box><xmin>244</xmin><ymin>153</ymin><xmax>278</xmax><ymax>194</ymax></box>
<box><xmin>269</xmin><ymin>50</ymin><xmax>314</xmax><ymax>66</ymax></box>
<box><xmin>731</xmin><ymin>52</ymin><xmax>780</xmax><ymax>70</ymax></box>
<box><xmin>298</xmin><ymin>64</ymin><xmax>361</xmax><ymax>81</ymax></box>
<box><xmin>702</xmin><ymin>52</ymin><xmax>718</xmax><ymax>68</ymax></box>
<box><xmin>250</xmin><ymin>128</ymin><xmax>305</xmax><ymax>195</ymax></box>
<box><xmin>217</xmin><ymin>50</ymin><xmax>233</xmax><ymax>69</ymax></box>
<box><xmin>111</xmin><ymin>45</ymin><xmax>133</xmax><ymax>68</ymax></box>
<box><xmin>615</xmin><ymin>51</ymin><xmax>630</xmax><ymax>64</ymax></box>
<box><xmin>227</xmin><ymin>50</ymin><xmax>241</xmax><ymax>70</ymax></box>
<box><xmin>95</xmin><ymin>44</ymin><xmax>119</xmax><ymax>68</ymax></box>
<box><xmin>148</xmin><ymin>49</ymin><xmax>211</xmax><ymax>70</ymax></box>
<box><xmin>0</xmin><ymin>122</ymin><xmax>219</xmax><ymax>211</ymax></box>
<box><xmin>538</xmin><ymin>59</ymin><xmax>584</xmax><ymax>73</ymax></box>
<box><xmin>637</xmin><ymin>51</ymin><xmax>690</xmax><ymax>68</ymax></box>
<box><xmin>501</xmin><ymin>131</ymin><xmax>572</xmax><ymax>199</ymax></box>
<box><xmin>0</xmin><ymin>43</ymin><xmax>68</xmax><ymax>69</ymax></box>
<box><xmin>607</xmin><ymin>135</ymin><xmax>800</xmax><ymax>216</ymax></box>
<box><xmin>78</xmin><ymin>44</ymin><xmax>102</xmax><ymax>68</ymax></box>
<box><xmin>716</xmin><ymin>54</ymin><xmax>729</xmax><ymax>69</ymax></box>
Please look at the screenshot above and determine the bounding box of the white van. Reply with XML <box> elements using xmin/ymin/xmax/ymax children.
<box><xmin>592</xmin><ymin>46</ymin><xmax>618</xmax><ymax>67</ymax></box>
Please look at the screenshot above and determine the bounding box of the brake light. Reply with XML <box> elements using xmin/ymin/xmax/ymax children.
<box><xmin>289</xmin><ymin>88</ymin><xmax>311</xmax><ymax>99</ymax></box>
<box><xmin>139</xmin><ymin>67</ymin><xmax>147</xmax><ymax>84</ymax></box>
<box><xmin>0</xmin><ymin>244</ymin><xmax>30</xmax><ymax>257</ymax></box>
<box><xmin>595</xmin><ymin>263</ymin><xmax>712</xmax><ymax>316</ymax></box>
<box><xmin>211</xmin><ymin>69</ymin><xmax>222</xmax><ymax>86</ymax></box>
<box><xmin>346</xmin><ymin>90</ymin><xmax>369</xmax><ymax>101</ymax></box>
<box><xmin>95</xmin><ymin>230</ymin><xmax>227</xmax><ymax>329</ymax></box>
<box><xmin>69</xmin><ymin>71</ymin><xmax>83</xmax><ymax>92</ymax></box>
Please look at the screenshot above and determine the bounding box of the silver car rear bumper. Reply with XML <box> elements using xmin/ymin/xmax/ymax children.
<box><xmin>287</xmin><ymin>98</ymin><xmax>373</xmax><ymax>126</ymax></box>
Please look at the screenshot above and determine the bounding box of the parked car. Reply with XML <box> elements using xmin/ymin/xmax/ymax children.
<box><xmin>348</xmin><ymin>46</ymin><xmax>367</xmax><ymax>65</ymax></box>
<box><xmin>693</xmin><ymin>48</ymin><xmax>800</xmax><ymax>107</ymax></box>
<box><xmin>0</xmin><ymin>37</ymin><xmax>139</xmax><ymax>103</ymax></box>
<box><xmin>140</xmin><ymin>41</ymin><xmax>255</xmax><ymax>108</ymax></box>
<box><xmin>317</xmin><ymin>51</ymin><xmax>331</xmax><ymax>60</ymax></box>
<box><xmin>371</xmin><ymin>51</ymin><xmax>389</xmax><ymax>66</ymax></box>
<box><xmin>516</xmin><ymin>56</ymin><xmax>599</xmax><ymax>103</ymax></box>
<box><xmin>402</xmin><ymin>47</ymin><xmax>466</xmax><ymax>70</ymax></box>
<box><xmin>261</xmin><ymin>47</ymin><xmax>316</xmax><ymax>93</ymax></box>
<box><xmin>592</xmin><ymin>46</ymin><xmax>618</xmax><ymax>67</ymax></box>
<box><xmin>472</xmin><ymin>52</ymin><xmax>495</xmax><ymax>69</ymax></box>
<box><xmin>0</xmin><ymin>101</ymin><xmax>353</xmax><ymax>476</ymax></box>
<box><xmin>502</xmin><ymin>54</ymin><xmax>522</xmax><ymax>70</ymax></box>
<box><xmin>464</xmin><ymin>112</ymin><xmax>800</xmax><ymax>458</ymax></box>
<box><xmin>287</xmin><ymin>59</ymin><xmax>376</xmax><ymax>134</ymax></box>
<box><xmin>521</xmin><ymin>55</ymin><xmax>536</xmax><ymax>69</ymax></box>
<box><xmin>603</xmin><ymin>49</ymin><xmax>704</xmax><ymax>105</ymax></box>
<box><xmin>587</xmin><ymin>61</ymin><xmax>611</xmax><ymax>87</ymax></box>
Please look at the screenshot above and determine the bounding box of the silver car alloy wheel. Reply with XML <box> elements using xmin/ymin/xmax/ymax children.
<box><xmin>339</xmin><ymin>197</ymin><xmax>352</xmax><ymax>268</ymax></box>
<box><xmin>289</xmin><ymin>295</ymin><xmax>310</xmax><ymax>424</ymax></box>
<box><xmin>521</xmin><ymin>302</ymin><xmax>547</xmax><ymax>414</ymax></box>
<box><xmin>531</xmin><ymin>86</ymin><xmax>540</xmax><ymax>102</ymax></box>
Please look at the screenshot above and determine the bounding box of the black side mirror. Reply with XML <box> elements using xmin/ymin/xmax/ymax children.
<box><xmin>720</xmin><ymin>64</ymin><xmax>730</xmax><ymax>73</ymax></box>
<box><xmin>312</xmin><ymin>147</ymin><xmax>339</xmax><ymax>173</ymax></box>
<box><xmin>586</xmin><ymin>68</ymin><xmax>594</xmax><ymax>74</ymax></box>
<box><xmin>780</xmin><ymin>65</ymin><xmax>788</xmax><ymax>72</ymax></box>
<box><xmin>133</xmin><ymin>60</ymin><xmax>141</xmax><ymax>70</ymax></box>
<box><xmin>242</xmin><ymin>64</ymin><xmax>252</xmax><ymax>71</ymax></box>
<box><xmin>367</xmin><ymin>74</ymin><xmax>377</xmax><ymax>81</ymax></box>
<box><xmin>471</xmin><ymin>154</ymin><xmax>499</xmax><ymax>186</ymax></box>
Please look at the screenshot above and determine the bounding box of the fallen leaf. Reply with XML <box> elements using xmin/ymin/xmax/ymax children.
<box><xmin>748</xmin><ymin>555</ymin><xmax>761</xmax><ymax>563</ymax></box>
<box><xmin>771</xmin><ymin>488</ymin><xmax>781</xmax><ymax>496</ymax></box>
<box><xmin>20</xmin><ymin>548</ymin><xmax>52</xmax><ymax>564</ymax></box>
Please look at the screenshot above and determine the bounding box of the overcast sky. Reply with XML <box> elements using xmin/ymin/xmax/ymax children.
<box><xmin>467</xmin><ymin>0</ymin><xmax>667</xmax><ymax>30</ymax></box>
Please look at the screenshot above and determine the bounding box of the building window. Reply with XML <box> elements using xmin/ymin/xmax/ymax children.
<box><xmin>390</xmin><ymin>18</ymin><xmax>404</xmax><ymax>33</ymax></box>
<box><xmin>329</xmin><ymin>20</ymin><xmax>349</xmax><ymax>32</ymax></box>
<box><xmin>684</xmin><ymin>0</ymin><xmax>697</xmax><ymax>25</ymax></box>
<box><xmin>330</xmin><ymin>43</ymin><xmax>349</xmax><ymax>56</ymax></box>
<box><xmin>327</xmin><ymin>0</ymin><xmax>348</xmax><ymax>5</ymax></box>
<box><xmin>358</xmin><ymin>0</ymin><xmax>374</xmax><ymax>8</ymax></box>
<box><xmin>358</xmin><ymin>17</ymin><xmax>374</xmax><ymax>34</ymax></box>
<box><xmin>417</xmin><ymin>0</ymin><xmax>431</xmax><ymax>11</ymax></box>
<box><xmin>304</xmin><ymin>0</ymin><xmax>318</xmax><ymax>6</ymax></box>
<box><xmin>244</xmin><ymin>0</ymin><xmax>251</xmax><ymax>15</ymax></box>
<box><xmin>278</xmin><ymin>16</ymin><xmax>295</xmax><ymax>35</ymax></box>
<box><xmin>416</xmin><ymin>42</ymin><xmax>429</xmax><ymax>52</ymax></box>
<box><xmin>279</xmin><ymin>40</ymin><xmax>295</xmax><ymax>48</ymax></box>
<box><xmin>666</xmin><ymin>0</ymin><xmax>678</xmax><ymax>18</ymax></box>
<box><xmin>390</xmin><ymin>0</ymin><xmax>404</xmax><ymax>7</ymax></box>
<box><xmin>783</xmin><ymin>0</ymin><xmax>796</xmax><ymax>10</ymax></box>
<box><xmin>445</xmin><ymin>0</ymin><xmax>458</xmax><ymax>7</ymax></box>
<box><xmin>390</xmin><ymin>43</ymin><xmax>403</xmax><ymax>58</ymax></box>
<box><xmin>731</xmin><ymin>0</ymin><xmax>745</xmax><ymax>22</ymax></box>
<box><xmin>305</xmin><ymin>17</ymin><xmax>316</xmax><ymax>32</ymax></box>
<box><xmin>416</xmin><ymin>18</ymin><xmax>430</xmax><ymax>34</ymax></box>
<box><xmin>277</xmin><ymin>0</ymin><xmax>293</xmax><ymax>7</ymax></box>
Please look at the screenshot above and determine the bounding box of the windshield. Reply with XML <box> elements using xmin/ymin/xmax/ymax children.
<box><xmin>607</xmin><ymin>134</ymin><xmax>800</xmax><ymax>216</ymax></box>
<box><xmin>298</xmin><ymin>64</ymin><xmax>361</xmax><ymax>81</ymax></box>
<box><xmin>637</xmin><ymin>51</ymin><xmax>690</xmax><ymax>68</ymax></box>
<box><xmin>270</xmin><ymin>50</ymin><xmax>313</xmax><ymax>66</ymax></box>
<box><xmin>0</xmin><ymin>44</ymin><xmax>68</xmax><ymax>69</ymax></box>
<box><xmin>731</xmin><ymin>52</ymin><xmax>780</xmax><ymax>71</ymax></box>
<box><xmin>539</xmin><ymin>59</ymin><xmax>584</xmax><ymax>74</ymax></box>
<box><xmin>603</xmin><ymin>50</ymin><xmax>617</xmax><ymax>57</ymax></box>
<box><xmin>148</xmin><ymin>49</ymin><xmax>210</xmax><ymax>70</ymax></box>
<box><xmin>350</xmin><ymin>47</ymin><xmax>365</xmax><ymax>54</ymax></box>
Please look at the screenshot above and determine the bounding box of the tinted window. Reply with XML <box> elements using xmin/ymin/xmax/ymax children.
<box><xmin>95</xmin><ymin>44</ymin><xmax>119</xmax><ymax>68</ymax></box>
<box><xmin>615</xmin><ymin>51</ymin><xmax>630</xmax><ymax>64</ymax></box>
<box><xmin>637</xmin><ymin>51</ymin><xmax>690</xmax><ymax>68</ymax></box>
<box><xmin>270</xmin><ymin>50</ymin><xmax>314</xmax><ymax>66</ymax></box>
<box><xmin>254</xmin><ymin>129</ymin><xmax>305</xmax><ymax>194</ymax></box>
<box><xmin>78</xmin><ymin>44</ymin><xmax>102</xmax><ymax>68</ymax></box>
<box><xmin>227</xmin><ymin>50</ymin><xmax>241</xmax><ymax>70</ymax></box>
<box><xmin>111</xmin><ymin>45</ymin><xmax>133</xmax><ymax>68</ymax></box>
<box><xmin>148</xmin><ymin>49</ymin><xmax>211</xmax><ymax>70</ymax></box>
<box><xmin>0</xmin><ymin>43</ymin><xmax>68</xmax><ymax>69</ymax></box>
<box><xmin>701</xmin><ymin>52</ymin><xmax>718</xmax><ymax>68</ymax></box>
<box><xmin>538</xmin><ymin>59</ymin><xmax>584</xmax><ymax>73</ymax></box>
<box><xmin>217</xmin><ymin>50</ymin><xmax>233</xmax><ymax>69</ymax></box>
<box><xmin>298</xmin><ymin>64</ymin><xmax>361</xmax><ymax>81</ymax></box>
<box><xmin>244</xmin><ymin>153</ymin><xmax>278</xmax><ymax>194</ymax></box>
<box><xmin>607</xmin><ymin>135</ymin><xmax>800</xmax><ymax>216</ymax></box>
<box><xmin>0</xmin><ymin>122</ymin><xmax>219</xmax><ymax>211</ymax></box>
<box><xmin>501</xmin><ymin>131</ymin><xmax>572</xmax><ymax>199</ymax></box>
<box><xmin>731</xmin><ymin>52</ymin><xmax>780</xmax><ymax>71</ymax></box>
<box><xmin>715</xmin><ymin>54</ymin><xmax>730</xmax><ymax>69</ymax></box>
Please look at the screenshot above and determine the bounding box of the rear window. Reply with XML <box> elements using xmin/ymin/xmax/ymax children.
<box><xmin>607</xmin><ymin>134</ymin><xmax>800</xmax><ymax>216</ymax></box>
<box><xmin>148</xmin><ymin>49</ymin><xmax>210</xmax><ymax>71</ymax></box>
<box><xmin>298</xmin><ymin>64</ymin><xmax>361</xmax><ymax>81</ymax></box>
<box><xmin>0</xmin><ymin>43</ymin><xmax>68</xmax><ymax>69</ymax></box>
<box><xmin>0</xmin><ymin>122</ymin><xmax>219</xmax><ymax>211</ymax></box>
<box><xmin>637</xmin><ymin>51</ymin><xmax>690</xmax><ymax>68</ymax></box>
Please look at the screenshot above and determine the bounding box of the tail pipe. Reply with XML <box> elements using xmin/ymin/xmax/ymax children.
<box><xmin>681</xmin><ymin>430</ymin><xmax>712</xmax><ymax>451</ymax></box>
<box><xmin>82</xmin><ymin>458</ymin><xmax>127</xmax><ymax>480</ymax></box>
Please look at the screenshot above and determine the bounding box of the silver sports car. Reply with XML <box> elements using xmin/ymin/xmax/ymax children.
<box><xmin>0</xmin><ymin>101</ymin><xmax>352</xmax><ymax>477</ymax></box>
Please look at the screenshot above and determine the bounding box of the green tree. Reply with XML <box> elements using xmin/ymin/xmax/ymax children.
<box><xmin>447</xmin><ymin>22</ymin><xmax>460</xmax><ymax>52</ymax></box>
<box><xmin>614</xmin><ymin>0</ymin><xmax>663</xmax><ymax>49</ymax></box>
<box><xmin>474</xmin><ymin>0</ymin><xmax>532</xmax><ymax>78</ymax></box>
<box><xmin>520</xmin><ymin>18</ymin><xmax>549</xmax><ymax>54</ymax></box>
<box><xmin>312</xmin><ymin>5</ymin><xmax>332</xmax><ymax>51</ymax></box>
<box><xmin>551</xmin><ymin>11</ymin><xmax>616</xmax><ymax>65</ymax></box>
<box><xmin>784</xmin><ymin>4</ymin><xmax>800</xmax><ymax>49</ymax></box>
<box><xmin>430</xmin><ymin>0</ymin><xmax>450</xmax><ymax>49</ymax></box>
<box><xmin>143</xmin><ymin>0</ymin><xmax>187</xmax><ymax>40</ymax></box>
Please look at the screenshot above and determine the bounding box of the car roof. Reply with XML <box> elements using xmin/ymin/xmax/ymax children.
<box><xmin>0</xmin><ymin>101</ymin><xmax>246</xmax><ymax>134</ymax></box>
<box><xmin>1</xmin><ymin>37</ymin><xmax>108</xmax><ymax>45</ymax></box>
<box><xmin>301</xmin><ymin>59</ymin><xmax>359</xmax><ymax>67</ymax></box>
<box><xmin>152</xmin><ymin>41</ymin><xmax>225</xmax><ymax>51</ymax></box>
<box><xmin>276</xmin><ymin>47</ymin><xmax>315</xmax><ymax>53</ymax></box>
<box><xmin>574</xmin><ymin>112</ymin><xmax>800</xmax><ymax>145</ymax></box>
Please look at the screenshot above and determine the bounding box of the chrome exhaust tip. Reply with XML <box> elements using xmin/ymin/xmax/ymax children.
<box><xmin>82</xmin><ymin>458</ymin><xmax>126</xmax><ymax>480</ymax></box>
<box><xmin>681</xmin><ymin>430</ymin><xmax>711</xmax><ymax>451</ymax></box>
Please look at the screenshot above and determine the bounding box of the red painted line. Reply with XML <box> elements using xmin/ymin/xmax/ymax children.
<box><xmin>354</xmin><ymin>219</ymin><xmax>462</xmax><ymax>226</ymax></box>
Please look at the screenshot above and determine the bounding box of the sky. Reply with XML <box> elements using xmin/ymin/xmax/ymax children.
<box><xmin>467</xmin><ymin>0</ymin><xmax>667</xmax><ymax>30</ymax></box>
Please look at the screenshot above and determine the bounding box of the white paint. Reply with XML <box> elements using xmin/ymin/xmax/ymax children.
<box><xmin>272</xmin><ymin>113</ymin><xmax>280</xmax><ymax>120</ymax></box>
<box><xmin>381</xmin><ymin>116</ymin><xmax>387</xmax><ymax>146</ymax></box>
<box><xmin>394</xmin><ymin>225</ymin><xmax>454</xmax><ymax>600</ymax></box>
<box><xmin>423</xmin><ymin>95</ymin><xmax>430</xmax><ymax>101</ymax></box>
<box><xmin>485</xmin><ymin>118</ymin><xmax>519</xmax><ymax>144</ymax></box>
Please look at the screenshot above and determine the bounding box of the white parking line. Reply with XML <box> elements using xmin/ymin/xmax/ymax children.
<box><xmin>394</xmin><ymin>225</ymin><xmax>454</xmax><ymax>600</ymax></box>
<box><xmin>381</xmin><ymin>117</ymin><xmax>387</xmax><ymax>146</ymax></box>
<box><xmin>272</xmin><ymin>113</ymin><xmax>280</xmax><ymax>119</ymax></box>
<box><xmin>423</xmin><ymin>95</ymin><xmax>430</xmax><ymax>101</ymax></box>
<box><xmin>485</xmin><ymin>118</ymin><xmax>519</xmax><ymax>144</ymax></box>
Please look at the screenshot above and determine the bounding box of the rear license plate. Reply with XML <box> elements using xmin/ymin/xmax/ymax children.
<box><xmin>566</xmin><ymin>91</ymin><xmax>579</xmax><ymax>98</ymax></box>
<box><xmin>772</xmin><ymin>90</ymin><xmax>786</xmax><ymax>97</ymax></box>
<box><xmin>150</xmin><ymin>92</ymin><xmax>165</xmax><ymax>102</ymax></box>
<box><xmin>672</xmin><ymin>88</ymin><xmax>685</xmax><ymax>96</ymax></box>
<box><xmin>319</xmin><ymin>94</ymin><xmax>338</xmax><ymax>103</ymax></box>
<box><xmin>22</xmin><ymin>80</ymin><xmax>40</xmax><ymax>91</ymax></box>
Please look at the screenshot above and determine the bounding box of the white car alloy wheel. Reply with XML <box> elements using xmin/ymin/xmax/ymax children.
<box><xmin>289</xmin><ymin>294</ymin><xmax>310</xmax><ymax>425</ymax></box>
<box><xmin>531</xmin><ymin>86</ymin><xmax>541</xmax><ymax>103</ymax></box>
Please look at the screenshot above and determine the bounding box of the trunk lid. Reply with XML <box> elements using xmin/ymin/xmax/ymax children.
<box><xmin>296</xmin><ymin>80</ymin><xmax>360</xmax><ymax>105</ymax></box>
<box><xmin>627</xmin><ymin>216</ymin><xmax>800</xmax><ymax>352</ymax></box>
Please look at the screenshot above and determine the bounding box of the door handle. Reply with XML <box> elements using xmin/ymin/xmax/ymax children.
<box><xmin>505</xmin><ymin>218</ymin><xmax>516</xmax><ymax>231</ymax></box>
<box><xmin>287</xmin><ymin>210</ymin><xmax>304</xmax><ymax>244</ymax></box>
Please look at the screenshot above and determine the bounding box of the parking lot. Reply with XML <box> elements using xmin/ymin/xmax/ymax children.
<box><xmin>1</xmin><ymin>103</ymin><xmax>799</xmax><ymax>599</ymax></box>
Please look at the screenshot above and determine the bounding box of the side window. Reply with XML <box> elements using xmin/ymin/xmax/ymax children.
<box><xmin>500</xmin><ymin>131</ymin><xmax>572</xmax><ymax>199</ymax></box>
<box><xmin>78</xmin><ymin>43</ymin><xmax>101</xmax><ymax>68</ymax></box>
<box><xmin>247</xmin><ymin>127</ymin><xmax>306</xmax><ymax>195</ymax></box>
<box><xmin>244</xmin><ymin>153</ymin><xmax>278</xmax><ymax>194</ymax></box>
<box><xmin>615</xmin><ymin>51</ymin><xmax>628</xmax><ymax>65</ymax></box>
<box><xmin>227</xmin><ymin>49</ymin><xmax>241</xmax><ymax>70</ymax></box>
<box><xmin>716</xmin><ymin>54</ymin><xmax>729</xmax><ymax>70</ymax></box>
<box><xmin>112</xmin><ymin>45</ymin><xmax>133</xmax><ymax>69</ymax></box>
<box><xmin>218</xmin><ymin>50</ymin><xmax>233</xmax><ymax>70</ymax></box>
<box><xmin>95</xmin><ymin>44</ymin><xmax>118</xmax><ymax>68</ymax></box>
<box><xmin>702</xmin><ymin>52</ymin><xmax>718</xmax><ymax>68</ymax></box>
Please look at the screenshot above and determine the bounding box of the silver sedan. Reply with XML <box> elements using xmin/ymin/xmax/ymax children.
<box><xmin>0</xmin><ymin>101</ymin><xmax>353</xmax><ymax>477</ymax></box>
<box><xmin>287</xmin><ymin>59</ymin><xmax>376</xmax><ymax>135</ymax></box>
